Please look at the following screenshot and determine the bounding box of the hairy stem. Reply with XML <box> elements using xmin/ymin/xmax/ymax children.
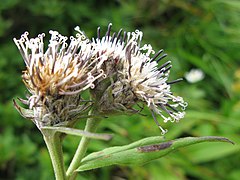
<box><xmin>43</xmin><ymin>130</ymin><xmax>66</xmax><ymax>180</ymax></box>
<box><xmin>66</xmin><ymin>113</ymin><xmax>101</xmax><ymax>180</ymax></box>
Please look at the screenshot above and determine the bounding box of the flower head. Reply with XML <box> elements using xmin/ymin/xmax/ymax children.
<box><xmin>94</xmin><ymin>25</ymin><xmax>187</xmax><ymax>134</ymax></box>
<box><xmin>119</xmin><ymin>45</ymin><xmax>187</xmax><ymax>134</ymax></box>
<box><xmin>13</xmin><ymin>28</ymin><xmax>103</xmax><ymax>128</ymax></box>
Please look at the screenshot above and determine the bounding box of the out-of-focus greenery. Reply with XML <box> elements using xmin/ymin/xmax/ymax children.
<box><xmin>0</xmin><ymin>0</ymin><xmax>240</xmax><ymax>179</ymax></box>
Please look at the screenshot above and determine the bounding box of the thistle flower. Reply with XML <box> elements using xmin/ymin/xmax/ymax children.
<box><xmin>94</xmin><ymin>24</ymin><xmax>187</xmax><ymax>134</ymax></box>
<box><xmin>13</xmin><ymin>27</ymin><xmax>104</xmax><ymax>129</ymax></box>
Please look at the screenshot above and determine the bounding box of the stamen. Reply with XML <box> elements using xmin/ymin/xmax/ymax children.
<box><xmin>159</xmin><ymin>104</ymin><xmax>171</xmax><ymax>116</ymax></box>
<box><xmin>97</xmin><ymin>27</ymin><xmax>101</xmax><ymax>39</ymax></box>
<box><xmin>156</xmin><ymin>54</ymin><xmax>167</xmax><ymax>63</ymax></box>
<box><xmin>158</xmin><ymin>61</ymin><xmax>171</xmax><ymax>71</ymax></box>
<box><xmin>66</xmin><ymin>79</ymin><xmax>88</xmax><ymax>89</ymax></box>
<box><xmin>105</xmin><ymin>23</ymin><xmax>112</xmax><ymax>39</ymax></box>
<box><xmin>116</xmin><ymin>28</ymin><xmax>123</xmax><ymax>43</ymax></box>
<box><xmin>51</xmin><ymin>56</ymin><xmax>57</xmax><ymax>74</ymax></box>
<box><xmin>167</xmin><ymin>78</ymin><xmax>183</xmax><ymax>85</ymax></box>
<box><xmin>163</xmin><ymin>65</ymin><xmax>172</xmax><ymax>73</ymax></box>
<box><xmin>151</xmin><ymin>110</ymin><xmax>167</xmax><ymax>135</ymax></box>
<box><xmin>110</xmin><ymin>32</ymin><xmax>116</xmax><ymax>43</ymax></box>
<box><xmin>139</xmin><ymin>62</ymin><xmax>145</xmax><ymax>73</ymax></box>
<box><xmin>166</xmin><ymin>103</ymin><xmax>178</xmax><ymax>112</ymax></box>
<box><xmin>35</xmin><ymin>66</ymin><xmax>42</xmax><ymax>82</ymax></box>
<box><xmin>150</xmin><ymin>49</ymin><xmax>163</xmax><ymax>62</ymax></box>
<box><xmin>30</xmin><ymin>69</ymin><xmax>38</xmax><ymax>88</ymax></box>
<box><xmin>122</xmin><ymin>31</ymin><xmax>127</xmax><ymax>44</ymax></box>
<box><xmin>139</xmin><ymin>77</ymin><xmax>148</xmax><ymax>84</ymax></box>
<box><xmin>125</xmin><ymin>44</ymin><xmax>132</xmax><ymax>78</ymax></box>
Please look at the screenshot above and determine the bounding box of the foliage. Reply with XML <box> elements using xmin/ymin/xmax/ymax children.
<box><xmin>0</xmin><ymin>0</ymin><xmax>240</xmax><ymax>179</ymax></box>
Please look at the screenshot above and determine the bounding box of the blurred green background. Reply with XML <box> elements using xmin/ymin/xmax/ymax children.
<box><xmin>0</xmin><ymin>0</ymin><xmax>240</xmax><ymax>179</ymax></box>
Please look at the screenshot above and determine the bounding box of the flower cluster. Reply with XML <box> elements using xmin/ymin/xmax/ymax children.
<box><xmin>14</xmin><ymin>24</ymin><xmax>187</xmax><ymax>134</ymax></box>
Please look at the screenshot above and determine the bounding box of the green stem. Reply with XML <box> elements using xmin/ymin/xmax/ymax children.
<box><xmin>66</xmin><ymin>115</ymin><xmax>101</xmax><ymax>180</ymax></box>
<box><xmin>43</xmin><ymin>130</ymin><xmax>66</xmax><ymax>180</ymax></box>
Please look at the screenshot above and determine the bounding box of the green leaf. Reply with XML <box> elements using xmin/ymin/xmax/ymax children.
<box><xmin>77</xmin><ymin>136</ymin><xmax>233</xmax><ymax>172</ymax></box>
<box><xmin>41</xmin><ymin>126</ymin><xmax>112</xmax><ymax>141</ymax></box>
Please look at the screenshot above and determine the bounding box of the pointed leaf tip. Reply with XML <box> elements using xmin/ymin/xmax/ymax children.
<box><xmin>200</xmin><ymin>136</ymin><xmax>234</xmax><ymax>145</ymax></box>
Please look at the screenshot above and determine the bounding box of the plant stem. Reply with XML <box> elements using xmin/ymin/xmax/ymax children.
<box><xmin>66</xmin><ymin>115</ymin><xmax>101</xmax><ymax>180</ymax></box>
<box><xmin>43</xmin><ymin>130</ymin><xmax>66</xmax><ymax>180</ymax></box>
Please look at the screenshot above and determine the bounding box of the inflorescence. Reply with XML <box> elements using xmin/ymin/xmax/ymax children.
<box><xmin>14</xmin><ymin>23</ymin><xmax>187</xmax><ymax>134</ymax></box>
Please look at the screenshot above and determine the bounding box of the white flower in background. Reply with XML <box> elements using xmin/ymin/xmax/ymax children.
<box><xmin>13</xmin><ymin>28</ymin><xmax>104</xmax><ymax>128</ymax></box>
<box><xmin>185</xmin><ymin>68</ymin><xmax>205</xmax><ymax>83</ymax></box>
